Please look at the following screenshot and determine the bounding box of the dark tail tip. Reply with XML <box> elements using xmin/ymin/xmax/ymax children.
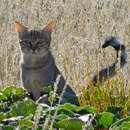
<box><xmin>102</xmin><ymin>36</ymin><xmax>125</xmax><ymax>51</ymax></box>
<box><xmin>102</xmin><ymin>36</ymin><xmax>116</xmax><ymax>48</ymax></box>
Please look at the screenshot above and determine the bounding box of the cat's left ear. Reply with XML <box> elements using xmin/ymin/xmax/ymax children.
<box><xmin>42</xmin><ymin>22</ymin><xmax>56</xmax><ymax>32</ymax></box>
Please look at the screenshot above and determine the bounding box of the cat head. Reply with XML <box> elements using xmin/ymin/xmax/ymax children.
<box><xmin>15</xmin><ymin>21</ymin><xmax>56</xmax><ymax>55</ymax></box>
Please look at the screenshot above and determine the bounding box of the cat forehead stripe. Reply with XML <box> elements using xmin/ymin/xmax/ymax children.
<box><xmin>20</xmin><ymin>30</ymin><xmax>48</xmax><ymax>40</ymax></box>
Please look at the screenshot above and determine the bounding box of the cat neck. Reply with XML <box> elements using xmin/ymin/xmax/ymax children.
<box><xmin>21</xmin><ymin>51</ymin><xmax>55</xmax><ymax>70</ymax></box>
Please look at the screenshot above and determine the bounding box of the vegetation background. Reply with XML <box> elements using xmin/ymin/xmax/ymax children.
<box><xmin>0</xmin><ymin>0</ymin><xmax>130</xmax><ymax>96</ymax></box>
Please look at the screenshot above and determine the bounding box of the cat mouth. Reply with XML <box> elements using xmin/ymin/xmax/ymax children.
<box><xmin>30</xmin><ymin>49</ymin><xmax>38</xmax><ymax>54</ymax></box>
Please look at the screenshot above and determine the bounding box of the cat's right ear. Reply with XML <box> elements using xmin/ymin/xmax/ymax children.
<box><xmin>42</xmin><ymin>22</ymin><xmax>56</xmax><ymax>33</ymax></box>
<box><xmin>15</xmin><ymin>21</ymin><xmax>27</xmax><ymax>33</ymax></box>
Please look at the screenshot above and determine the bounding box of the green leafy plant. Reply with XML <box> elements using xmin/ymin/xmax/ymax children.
<box><xmin>0</xmin><ymin>86</ymin><xmax>130</xmax><ymax>130</ymax></box>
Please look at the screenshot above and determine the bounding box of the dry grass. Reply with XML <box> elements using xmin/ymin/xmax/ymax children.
<box><xmin>0</xmin><ymin>0</ymin><xmax>130</xmax><ymax>109</ymax></box>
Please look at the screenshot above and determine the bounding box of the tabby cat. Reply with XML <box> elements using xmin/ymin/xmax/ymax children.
<box><xmin>15</xmin><ymin>22</ymin><xmax>127</xmax><ymax>105</ymax></box>
<box><xmin>15</xmin><ymin>21</ymin><xmax>79</xmax><ymax>105</ymax></box>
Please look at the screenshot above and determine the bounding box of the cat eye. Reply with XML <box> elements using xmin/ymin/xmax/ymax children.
<box><xmin>37</xmin><ymin>41</ymin><xmax>45</xmax><ymax>47</ymax></box>
<box><xmin>37</xmin><ymin>41</ymin><xmax>43</xmax><ymax>45</ymax></box>
<box><xmin>20</xmin><ymin>40</ymin><xmax>31</xmax><ymax>47</ymax></box>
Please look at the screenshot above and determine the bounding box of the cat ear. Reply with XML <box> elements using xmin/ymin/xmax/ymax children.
<box><xmin>42</xmin><ymin>22</ymin><xmax>56</xmax><ymax>32</ymax></box>
<box><xmin>15</xmin><ymin>21</ymin><xmax>27</xmax><ymax>33</ymax></box>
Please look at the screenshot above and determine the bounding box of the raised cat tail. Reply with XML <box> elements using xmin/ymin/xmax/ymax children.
<box><xmin>92</xmin><ymin>37</ymin><xmax>127</xmax><ymax>85</ymax></box>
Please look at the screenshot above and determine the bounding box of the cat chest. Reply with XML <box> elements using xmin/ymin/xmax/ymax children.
<box><xmin>21</xmin><ymin>68</ymin><xmax>55</xmax><ymax>89</ymax></box>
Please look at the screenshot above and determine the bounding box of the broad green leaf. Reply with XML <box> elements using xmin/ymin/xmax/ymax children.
<box><xmin>58</xmin><ymin>103</ymin><xmax>79</xmax><ymax>112</ymax></box>
<box><xmin>37</xmin><ymin>126</ymin><xmax>43</xmax><ymax>130</ymax></box>
<box><xmin>17</xmin><ymin>126</ymin><xmax>32</xmax><ymax>130</ymax></box>
<box><xmin>2</xmin><ymin>116</ymin><xmax>24</xmax><ymax>125</ymax></box>
<box><xmin>24</xmin><ymin>114</ymin><xmax>34</xmax><ymax>120</ymax></box>
<box><xmin>19</xmin><ymin>119</ymin><xmax>34</xmax><ymax>127</ymax></box>
<box><xmin>110</xmin><ymin>122</ymin><xmax>130</xmax><ymax>130</ymax></box>
<box><xmin>43</xmin><ymin>86</ymin><xmax>53</xmax><ymax>93</ymax></box>
<box><xmin>55</xmin><ymin>108</ymin><xmax>75</xmax><ymax>117</ymax></box>
<box><xmin>54</xmin><ymin>118</ymin><xmax>85</xmax><ymax>130</ymax></box>
<box><xmin>0</xmin><ymin>112</ymin><xmax>7</xmax><ymax>121</ymax></box>
<box><xmin>44</xmin><ymin>108</ymin><xmax>75</xmax><ymax>117</ymax></box>
<box><xmin>2</xmin><ymin>86</ymin><xmax>26</xmax><ymax>101</ymax></box>
<box><xmin>97</xmin><ymin>112</ymin><xmax>114</xmax><ymax>128</ymax></box>
<box><xmin>0</xmin><ymin>102</ymin><xmax>9</xmax><ymax>112</ymax></box>
<box><xmin>8</xmin><ymin>100</ymin><xmax>37</xmax><ymax>117</ymax></box>
<box><xmin>77</xmin><ymin>106</ymin><xmax>98</xmax><ymax>114</ymax></box>
<box><xmin>0</xmin><ymin>125</ymin><xmax>14</xmax><ymax>130</ymax></box>
<box><xmin>55</xmin><ymin>114</ymin><xmax>70</xmax><ymax>121</ymax></box>
<box><xmin>110</xmin><ymin>116</ymin><xmax>130</xmax><ymax>129</ymax></box>
<box><xmin>0</xmin><ymin>92</ymin><xmax>8</xmax><ymax>101</ymax></box>
<box><xmin>49</xmin><ymin>93</ymin><xmax>58</xmax><ymax>103</ymax></box>
<box><xmin>121</xmin><ymin>121</ymin><xmax>130</xmax><ymax>128</ymax></box>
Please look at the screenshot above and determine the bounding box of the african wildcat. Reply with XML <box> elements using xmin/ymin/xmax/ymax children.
<box><xmin>15</xmin><ymin>21</ymin><xmax>127</xmax><ymax>105</ymax></box>
<box><xmin>15</xmin><ymin>22</ymin><xmax>79</xmax><ymax>105</ymax></box>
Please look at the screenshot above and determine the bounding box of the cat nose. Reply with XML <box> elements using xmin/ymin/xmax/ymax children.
<box><xmin>31</xmin><ymin>45</ymin><xmax>37</xmax><ymax>51</ymax></box>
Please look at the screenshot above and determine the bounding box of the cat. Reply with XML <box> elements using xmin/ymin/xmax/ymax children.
<box><xmin>15</xmin><ymin>21</ymin><xmax>79</xmax><ymax>105</ymax></box>
<box><xmin>15</xmin><ymin>21</ymin><xmax>127</xmax><ymax>105</ymax></box>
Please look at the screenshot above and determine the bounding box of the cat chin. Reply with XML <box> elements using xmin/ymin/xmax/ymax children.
<box><xmin>21</xmin><ymin>51</ymin><xmax>49</xmax><ymax>62</ymax></box>
<box><xmin>22</xmin><ymin>49</ymin><xmax>49</xmax><ymax>57</ymax></box>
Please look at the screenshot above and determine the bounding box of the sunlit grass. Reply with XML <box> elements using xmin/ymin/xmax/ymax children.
<box><xmin>79</xmin><ymin>76</ymin><xmax>130</xmax><ymax>117</ymax></box>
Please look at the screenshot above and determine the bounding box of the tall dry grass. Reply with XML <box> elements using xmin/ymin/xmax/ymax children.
<box><xmin>0</xmin><ymin>0</ymin><xmax>130</xmax><ymax>97</ymax></box>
